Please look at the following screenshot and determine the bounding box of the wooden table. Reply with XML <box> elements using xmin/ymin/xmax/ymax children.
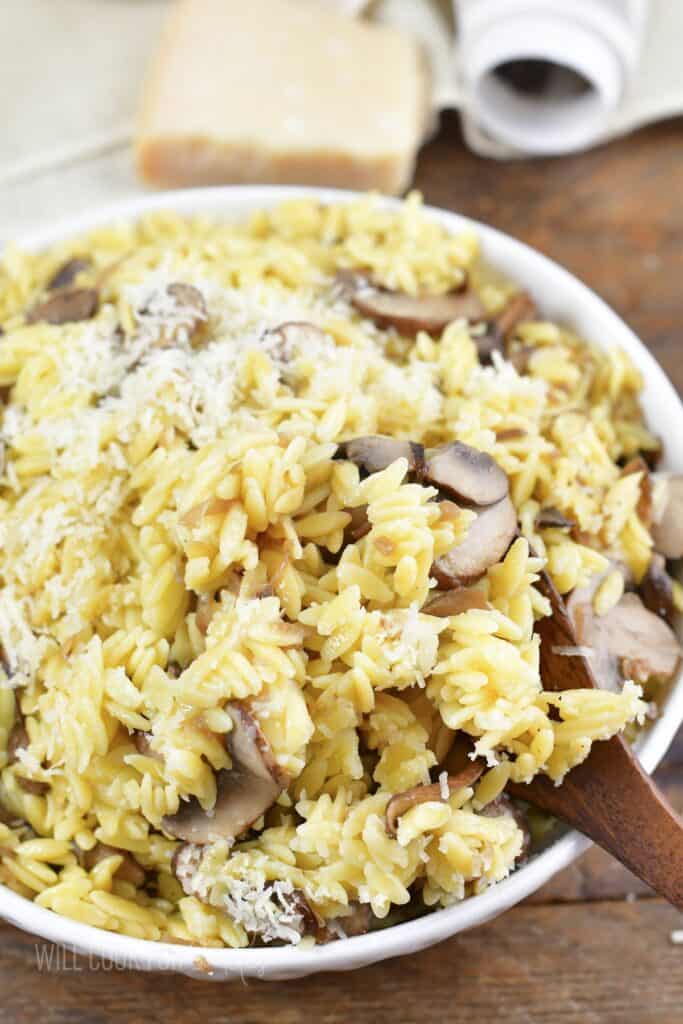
<box><xmin>2</xmin><ymin>113</ymin><xmax>682</xmax><ymax>1023</ymax></box>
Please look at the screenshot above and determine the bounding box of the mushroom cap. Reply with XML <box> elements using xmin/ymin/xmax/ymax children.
<box><xmin>162</xmin><ymin>704</ymin><xmax>288</xmax><ymax>844</ymax></box>
<box><xmin>495</xmin><ymin>290</ymin><xmax>537</xmax><ymax>342</ymax></box>
<box><xmin>651</xmin><ymin>473</ymin><xmax>683</xmax><ymax>558</ymax></box>
<box><xmin>432</xmin><ymin>495</ymin><xmax>518</xmax><ymax>587</ymax></box>
<box><xmin>385</xmin><ymin>761</ymin><xmax>484</xmax><ymax>836</ymax></box>
<box><xmin>343</xmin><ymin>504</ymin><xmax>371</xmax><ymax>545</ymax></box>
<box><xmin>83</xmin><ymin>843</ymin><xmax>146</xmax><ymax>888</ymax></box>
<box><xmin>639</xmin><ymin>553</ymin><xmax>675</xmax><ymax>624</ymax></box>
<box><xmin>27</xmin><ymin>287</ymin><xmax>99</xmax><ymax>325</ymax></box>
<box><xmin>422</xmin><ymin>588</ymin><xmax>489</xmax><ymax>617</ymax></box>
<box><xmin>423</xmin><ymin>441</ymin><xmax>508</xmax><ymax>506</ymax></box>
<box><xmin>350</xmin><ymin>286</ymin><xmax>485</xmax><ymax>336</ymax></box>
<box><xmin>47</xmin><ymin>257</ymin><xmax>92</xmax><ymax>292</ymax></box>
<box><xmin>568</xmin><ymin>586</ymin><xmax>681</xmax><ymax>691</ymax></box>
<box><xmin>265</xmin><ymin>320</ymin><xmax>328</xmax><ymax>363</ymax></box>
<box><xmin>336</xmin><ymin>435</ymin><xmax>423</xmax><ymax>477</ymax></box>
<box><xmin>535</xmin><ymin>506</ymin><xmax>577</xmax><ymax>530</ymax></box>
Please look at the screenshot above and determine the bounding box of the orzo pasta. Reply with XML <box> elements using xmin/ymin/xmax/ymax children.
<box><xmin>0</xmin><ymin>194</ymin><xmax>679</xmax><ymax>948</ymax></box>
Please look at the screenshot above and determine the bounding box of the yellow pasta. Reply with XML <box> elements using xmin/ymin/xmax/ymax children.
<box><xmin>0</xmin><ymin>193</ymin><xmax>659</xmax><ymax>949</ymax></box>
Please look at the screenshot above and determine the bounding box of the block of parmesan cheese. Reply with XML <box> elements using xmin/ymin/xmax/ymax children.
<box><xmin>136</xmin><ymin>0</ymin><xmax>431</xmax><ymax>194</ymax></box>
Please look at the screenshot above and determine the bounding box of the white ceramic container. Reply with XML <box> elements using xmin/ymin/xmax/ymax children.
<box><xmin>2</xmin><ymin>186</ymin><xmax>682</xmax><ymax>980</ymax></box>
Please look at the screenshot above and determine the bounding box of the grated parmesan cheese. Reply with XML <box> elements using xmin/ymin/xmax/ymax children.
<box><xmin>0</xmin><ymin>586</ymin><xmax>50</xmax><ymax>688</ymax></box>
<box><xmin>177</xmin><ymin>845</ymin><xmax>309</xmax><ymax>945</ymax></box>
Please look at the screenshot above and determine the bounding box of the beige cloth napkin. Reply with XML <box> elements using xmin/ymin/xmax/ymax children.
<box><xmin>0</xmin><ymin>0</ymin><xmax>168</xmax><ymax>237</ymax></box>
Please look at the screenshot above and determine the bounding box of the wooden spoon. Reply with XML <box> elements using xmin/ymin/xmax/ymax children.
<box><xmin>509</xmin><ymin>570</ymin><xmax>683</xmax><ymax>910</ymax></box>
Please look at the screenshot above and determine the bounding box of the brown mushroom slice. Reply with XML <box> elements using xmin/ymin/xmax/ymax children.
<box><xmin>350</xmin><ymin>286</ymin><xmax>486</xmax><ymax>337</ymax></box>
<box><xmin>7</xmin><ymin>703</ymin><xmax>50</xmax><ymax>795</ymax></box>
<box><xmin>477</xmin><ymin>291</ymin><xmax>538</xmax><ymax>364</ymax></box>
<box><xmin>7</xmin><ymin>698</ymin><xmax>28</xmax><ymax>765</ymax></box>
<box><xmin>83</xmin><ymin>843</ymin><xmax>146</xmax><ymax>887</ymax></box>
<box><xmin>432</xmin><ymin>495</ymin><xmax>517</xmax><ymax>587</ymax></box>
<box><xmin>422</xmin><ymin>588</ymin><xmax>489</xmax><ymax>617</ymax></box>
<box><xmin>423</xmin><ymin>441</ymin><xmax>508</xmax><ymax>506</ymax></box>
<box><xmin>265</xmin><ymin>321</ymin><xmax>328</xmax><ymax>363</ymax></box>
<box><xmin>386</xmin><ymin>761</ymin><xmax>484</xmax><ymax>836</ymax></box>
<box><xmin>27</xmin><ymin>287</ymin><xmax>99</xmax><ymax>325</ymax></box>
<box><xmin>568</xmin><ymin>587</ymin><xmax>681</xmax><ymax>691</ymax></box>
<box><xmin>651</xmin><ymin>473</ymin><xmax>683</xmax><ymax>558</ymax></box>
<box><xmin>336</xmin><ymin>435</ymin><xmax>424</xmax><ymax>476</ymax></box>
<box><xmin>164</xmin><ymin>283</ymin><xmax>208</xmax><ymax>345</ymax></box>
<box><xmin>621</xmin><ymin>455</ymin><xmax>654</xmax><ymax>527</ymax></box>
<box><xmin>316</xmin><ymin>903</ymin><xmax>373</xmax><ymax>943</ymax></box>
<box><xmin>495</xmin><ymin>290</ymin><xmax>538</xmax><ymax>342</ymax></box>
<box><xmin>131</xmin><ymin>730</ymin><xmax>162</xmax><ymax>757</ymax></box>
<box><xmin>535</xmin><ymin>506</ymin><xmax>577</xmax><ymax>530</ymax></box>
<box><xmin>15</xmin><ymin>777</ymin><xmax>50</xmax><ymax>796</ymax></box>
<box><xmin>162</xmin><ymin>704</ymin><xmax>288</xmax><ymax>844</ymax></box>
<box><xmin>639</xmin><ymin>553</ymin><xmax>675</xmax><ymax>625</ymax></box>
<box><xmin>343</xmin><ymin>504</ymin><xmax>371</xmax><ymax>545</ymax></box>
<box><xmin>47</xmin><ymin>257</ymin><xmax>92</xmax><ymax>291</ymax></box>
<box><xmin>332</xmin><ymin>269</ymin><xmax>370</xmax><ymax>300</ymax></box>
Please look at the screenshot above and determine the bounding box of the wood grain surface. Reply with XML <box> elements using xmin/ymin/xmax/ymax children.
<box><xmin>2</xmin><ymin>113</ymin><xmax>683</xmax><ymax>1023</ymax></box>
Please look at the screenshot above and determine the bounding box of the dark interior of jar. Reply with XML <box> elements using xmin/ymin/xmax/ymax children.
<box><xmin>493</xmin><ymin>59</ymin><xmax>593</xmax><ymax>100</ymax></box>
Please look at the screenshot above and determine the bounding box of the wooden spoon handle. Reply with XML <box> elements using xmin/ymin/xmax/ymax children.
<box><xmin>511</xmin><ymin>733</ymin><xmax>683</xmax><ymax>911</ymax></box>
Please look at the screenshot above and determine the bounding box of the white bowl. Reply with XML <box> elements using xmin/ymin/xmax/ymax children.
<box><xmin>3</xmin><ymin>186</ymin><xmax>683</xmax><ymax>981</ymax></box>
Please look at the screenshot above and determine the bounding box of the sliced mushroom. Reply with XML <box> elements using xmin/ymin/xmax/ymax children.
<box><xmin>163</xmin><ymin>283</ymin><xmax>208</xmax><ymax>346</ymax></box>
<box><xmin>47</xmin><ymin>257</ymin><xmax>92</xmax><ymax>291</ymax></box>
<box><xmin>350</xmin><ymin>285</ymin><xmax>486</xmax><ymax>337</ymax></box>
<box><xmin>343</xmin><ymin>504</ymin><xmax>371</xmax><ymax>545</ymax></box>
<box><xmin>7</xmin><ymin>702</ymin><xmax>28</xmax><ymax>766</ymax></box>
<box><xmin>495</xmin><ymin>291</ymin><xmax>537</xmax><ymax>342</ymax></box>
<box><xmin>480</xmin><ymin>794</ymin><xmax>531</xmax><ymax>862</ymax></box>
<box><xmin>568</xmin><ymin>587</ymin><xmax>681</xmax><ymax>691</ymax></box>
<box><xmin>432</xmin><ymin>495</ymin><xmax>518</xmax><ymax>587</ymax></box>
<box><xmin>131</xmin><ymin>730</ymin><xmax>156</xmax><ymax>756</ymax></box>
<box><xmin>477</xmin><ymin>291</ymin><xmax>538</xmax><ymax>364</ymax></box>
<box><xmin>639</xmin><ymin>553</ymin><xmax>675</xmax><ymax>625</ymax></box>
<box><xmin>621</xmin><ymin>455</ymin><xmax>654</xmax><ymax>527</ymax></box>
<box><xmin>27</xmin><ymin>287</ymin><xmax>99</xmax><ymax>325</ymax></box>
<box><xmin>316</xmin><ymin>903</ymin><xmax>372</xmax><ymax>943</ymax></box>
<box><xmin>7</xmin><ymin>704</ymin><xmax>50</xmax><ymax>795</ymax></box>
<box><xmin>83</xmin><ymin>843</ymin><xmax>146</xmax><ymax>887</ymax></box>
<box><xmin>265</xmin><ymin>321</ymin><xmax>328</xmax><ymax>363</ymax></box>
<box><xmin>385</xmin><ymin>761</ymin><xmax>484</xmax><ymax>836</ymax></box>
<box><xmin>640</xmin><ymin>441</ymin><xmax>663</xmax><ymax>471</ymax></box>
<box><xmin>15</xmin><ymin>776</ymin><xmax>50</xmax><ymax>796</ymax></box>
<box><xmin>422</xmin><ymin>588</ymin><xmax>489</xmax><ymax>617</ymax></box>
<box><xmin>535</xmin><ymin>506</ymin><xmax>577</xmax><ymax>530</ymax></box>
<box><xmin>336</xmin><ymin>435</ymin><xmax>424</xmax><ymax>477</ymax></box>
<box><xmin>162</xmin><ymin>704</ymin><xmax>288</xmax><ymax>844</ymax></box>
<box><xmin>286</xmin><ymin>889</ymin><xmax>322</xmax><ymax>939</ymax></box>
<box><xmin>651</xmin><ymin>473</ymin><xmax>683</xmax><ymax>558</ymax></box>
<box><xmin>423</xmin><ymin>441</ymin><xmax>508</xmax><ymax>506</ymax></box>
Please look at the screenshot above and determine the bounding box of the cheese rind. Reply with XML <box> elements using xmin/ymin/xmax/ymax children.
<box><xmin>136</xmin><ymin>0</ymin><xmax>431</xmax><ymax>194</ymax></box>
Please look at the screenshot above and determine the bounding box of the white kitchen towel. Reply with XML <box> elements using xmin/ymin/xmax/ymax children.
<box><xmin>364</xmin><ymin>0</ymin><xmax>683</xmax><ymax>157</ymax></box>
<box><xmin>452</xmin><ymin>0</ymin><xmax>683</xmax><ymax>157</ymax></box>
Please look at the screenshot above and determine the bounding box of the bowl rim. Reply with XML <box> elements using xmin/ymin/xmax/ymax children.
<box><xmin>2</xmin><ymin>184</ymin><xmax>682</xmax><ymax>979</ymax></box>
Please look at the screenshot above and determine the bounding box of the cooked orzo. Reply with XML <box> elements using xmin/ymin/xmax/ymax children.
<box><xmin>0</xmin><ymin>194</ymin><xmax>680</xmax><ymax>948</ymax></box>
